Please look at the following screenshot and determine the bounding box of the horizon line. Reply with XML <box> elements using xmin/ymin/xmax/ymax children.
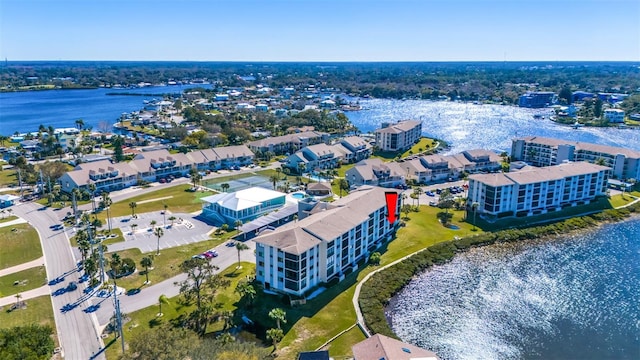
<box><xmin>3</xmin><ymin>59</ymin><xmax>640</xmax><ymax>64</ymax></box>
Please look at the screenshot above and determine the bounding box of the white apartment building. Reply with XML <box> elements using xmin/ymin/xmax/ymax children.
<box><xmin>467</xmin><ymin>162</ymin><xmax>610</xmax><ymax>218</ymax></box>
<box><xmin>512</xmin><ymin>136</ymin><xmax>640</xmax><ymax>180</ymax></box>
<box><xmin>604</xmin><ymin>109</ymin><xmax>625</xmax><ymax>123</ymax></box>
<box><xmin>253</xmin><ymin>186</ymin><xmax>401</xmax><ymax>296</ymax></box>
<box><xmin>374</xmin><ymin>120</ymin><xmax>422</xmax><ymax>152</ymax></box>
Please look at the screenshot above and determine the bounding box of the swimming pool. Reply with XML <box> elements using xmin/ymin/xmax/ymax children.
<box><xmin>291</xmin><ymin>192</ymin><xmax>306</xmax><ymax>199</ymax></box>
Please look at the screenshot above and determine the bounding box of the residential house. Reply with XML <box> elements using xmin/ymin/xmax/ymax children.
<box><xmin>352</xmin><ymin>334</ymin><xmax>439</xmax><ymax>360</ymax></box>
<box><xmin>345</xmin><ymin>158</ymin><xmax>407</xmax><ymax>188</ymax></box>
<box><xmin>467</xmin><ymin>161</ymin><xmax>610</xmax><ymax>218</ymax></box>
<box><xmin>374</xmin><ymin>120</ymin><xmax>422</xmax><ymax>152</ymax></box>
<box><xmin>201</xmin><ymin>187</ymin><xmax>286</xmax><ymax>226</ymax></box>
<box><xmin>511</xmin><ymin>136</ymin><xmax>640</xmax><ymax>180</ymax></box>
<box><xmin>306</xmin><ymin>182</ymin><xmax>332</xmax><ymax>197</ymax></box>
<box><xmin>254</xmin><ymin>186</ymin><xmax>401</xmax><ymax>296</ymax></box>
<box><xmin>282</xmin><ymin>136</ymin><xmax>372</xmax><ymax>174</ymax></box>
<box><xmin>247</xmin><ymin>131</ymin><xmax>329</xmax><ymax>156</ymax></box>
<box><xmin>339</xmin><ymin>136</ymin><xmax>373</xmax><ymax>163</ymax></box>
<box><xmin>604</xmin><ymin>109</ymin><xmax>625</xmax><ymax>123</ymax></box>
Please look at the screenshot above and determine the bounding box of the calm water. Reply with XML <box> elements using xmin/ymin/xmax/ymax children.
<box><xmin>0</xmin><ymin>84</ymin><xmax>209</xmax><ymax>135</ymax></box>
<box><xmin>388</xmin><ymin>218</ymin><xmax>640</xmax><ymax>360</ymax></box>
<box><xmin>346</xmin><ymin>99</ymin><xmax>640</xmax><ymax>154</ymax></box>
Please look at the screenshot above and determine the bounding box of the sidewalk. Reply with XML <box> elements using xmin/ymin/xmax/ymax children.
<box><xmin>0</xmin><ymin>257</ymin><xmax>45</xmax><ymax>277</ymax></box>
<box><xmin>0</xmin><ymin>217</ymin><xmax>27</xmax><ymax>228</ymax></box>
<box><xmin>0</xmin><ymin>285</ymin><xmax>50</xmax><ymax>307</ymax></box>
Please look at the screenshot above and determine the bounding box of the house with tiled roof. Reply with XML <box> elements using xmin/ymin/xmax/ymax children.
<box><xmin>352</xmin><ymin>334</ymin><xmax>439</xmax><ymax>360</ymax></box>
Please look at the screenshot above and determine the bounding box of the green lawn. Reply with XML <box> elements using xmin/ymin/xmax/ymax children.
<box><xmin>106</xmin><ymin>234</ymin><xmax>232</xmax><ymax>291</ymax></box>
<box><xmin>105</xmin><ymin>262</ymin><xmax>256</xmax><ymax>360</ymax></box>
<box><xmin>0</xmin><ymin>224</ymin><xmax>42</xmax><ymax>270</ymax></box>
<box><xmin>372</xmin><ymin>137</ymin><xmax>437</xmax><ymax>160</ymax></box>
<box><xmin>0</xmin><ymin>295</ymin><xmax>55</xmax><ymax>330</ymax></box>
<box><xmin>97</xmin><ymin>184</ymin><xmax>215</xmax><ymax>222</ymax></box>
<box><xmin>0</xmin><ymin>170</ymin><xmax>18</xmax><ymax>188</ymax></box>
<box><xmin>0</xmin><ymin>266</ymin><xmax>46</xmax><ymax>297</ymax></box>
<box><xmin>322</xmin><ymin>325</ymin><xmax>367</xmax><ymax>359</ymax></box>
<box><xmin>0</xmin><ymin>215</ymin><xmax>18</xmax><ymax>224</ymax></box>
<box><xmin>609</xmin><ymin>194</ymin><xmax>637</xmax><ymax>208</ymax></box>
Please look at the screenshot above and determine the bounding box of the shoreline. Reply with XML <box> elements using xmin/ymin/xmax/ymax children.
<box><xmin>357</xmin><ymin>200</ymin><xmax>640</xmax><ymax>341</ymax></box>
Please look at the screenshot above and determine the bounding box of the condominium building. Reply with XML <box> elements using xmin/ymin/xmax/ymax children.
<box><xmin>512</xmin><ymin>136</ymin><xmax>640</xmax><ymax>180</ymax></box>
<box><xmin>58</xmin><ymin>146</ymin><xmax>254</xmax><ymax>194</ymax></box>
<box><xmin>345</xmin><ymin>158</ymin><xmax>407</xmax><ymax>188</ymax></box>
<box><xmin>374</xmin><ymin>120</ymin><xmax>422</xmax><ymax>152</ymax></box>
<box><xmin>467</xmin><ymin>162</ymin><xmax>610</xmax><ymax>218</ymax></box>
<box><xmin>254</xmin><ymin>186</ymin><xmax>401</xmax><ymax>296</ymax></box>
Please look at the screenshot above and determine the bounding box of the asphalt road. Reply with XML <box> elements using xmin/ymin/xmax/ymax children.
<box><xmin>93</xmin><ymin>238</ymin><xmax>256</xmax><ymax>325</ymax></box>
<box><xmin>13</xmin><ymin>202</ymin><xmax>105</xmax><ymax>360</ymax></box>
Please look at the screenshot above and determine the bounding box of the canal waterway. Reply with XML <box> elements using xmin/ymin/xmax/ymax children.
<box><xmin>387</xmin><ymin>218</ymin><xmax>640</xmax><ymax>360</ymax></box>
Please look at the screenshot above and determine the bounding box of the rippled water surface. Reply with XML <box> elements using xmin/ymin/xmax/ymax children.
<box><xmin>346</xmin><ymin>99</ymin><xmax>640</xmax><ymax>154</ymax></box>
<box><xmin>387</xmin><ymin>219</ymin><xmax>640</xmax><ymax>360</ymax></box>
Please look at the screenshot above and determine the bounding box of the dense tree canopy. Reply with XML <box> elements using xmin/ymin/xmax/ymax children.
<box><xmin>0</xmin><ymin>324</ymin><xmax>55</xmax><ymax>360</ymax></box>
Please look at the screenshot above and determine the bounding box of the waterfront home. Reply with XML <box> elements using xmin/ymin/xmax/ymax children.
<box><xmin>254</xmin><ymin>186</ymin><xmax>401</xmax><ymax>297</ymax></box>
<box><xmin>201</xmin><ymin>187</ymin><xmax>286</xmax><ymax>226</ymax></box>
<box><xmin>346</xmin><ymin>158</ymin><xmax>406</xmax><ymax>188</ymax></box>
<box><xmin>58</xmin><ymin>145</ymin><xmax>254</xmax><ymax>194</ymax></box>
<box><xmin>306</xmin><ymin>182</ymin><xmax>332</xmax><ymax>197</ymax></box>
<box><xmin>467</xmin><ymin>161</ymin><xmax>610</xmax><ymax>218</ymax></box>
<box><xmin>352</xmin><ymin>333</ymin><xmax>439</xmax><ymax>360</ymax></box>
<box><xmin>374</xmin><ymin>120</ymin><xmax>422</xmax><ymax>152</ymax></box>
<box><xmin>518</xmin><ymin>91</ymin><xmax>557</xmax><ymax>108</ymax></box>
<box><xmin>247</xmin><ymin>131</ymin><xmax>329</xmax><ymax>156</ymax></box>
<box><xmin>511</xmin><ymin>136</ymin><xmax>640</xmax><ymax>180</ymax></box>
<box><xmin>604</xmin><ymin>109</ymin><xmax>625</xmax><ymax>123</ymax></box>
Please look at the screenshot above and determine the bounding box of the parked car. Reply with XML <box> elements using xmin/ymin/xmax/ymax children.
<box><xmin>226</xmin><ymin>241</ymin><xmax>236</xmax><ymax>247</ymax></box>
<box><xmin>159</xmin><ymin>178</ymin><xmax>166</xmax><ymax>184</ymax></box>
<box><xmin>202</xmin><ymin>251</ymin><xmax>214</xmax><ymax>259</ymax></box>
<box><xmin>66</xmin><ymin>282</ymin><xmax>78</xmax><ymax>291</ymax></box>
<box><xmin>426</xmin><ymin>191</ymin><xmax>435</xmax><ymax>197</ymax></box>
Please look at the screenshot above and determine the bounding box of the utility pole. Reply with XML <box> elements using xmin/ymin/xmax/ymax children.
<box><xmin>113</xmin><ymin>286</ymin><xmax>125</xmax><ymax>353</ymax></box>
<box><xmin>98</xmin><ymin>236</ymin><xmax>105</xmax><ymax>284</ymax></box>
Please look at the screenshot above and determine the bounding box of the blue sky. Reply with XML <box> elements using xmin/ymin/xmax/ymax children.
<box><xmin>1</xmin><ymin>0</ymin><xmax>639</xmax><ymax>61</ymax></box>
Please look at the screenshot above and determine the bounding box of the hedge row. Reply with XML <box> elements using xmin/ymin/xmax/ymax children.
<box><xmin>359</xmin><ymin>201</ymin><xmax>640</xmax><ymax>338</ymax></box>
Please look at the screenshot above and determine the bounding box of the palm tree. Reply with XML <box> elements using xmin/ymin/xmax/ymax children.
<box><xmin>168</xmin><ymin>216</ymin><xmax>176</xmax><ymax>227</ymax></box>
<box><xmin>162</xmin><ymin>203</ymin><xmax>168</xmax><ymax>226</ymax></box>
<box><xmin>153</xmin><ymin>227</ymin><xmax>164</xmax><ymax>255</ymax></box>
<box><xmin>158</xmin><ymin>294</ymin><xmax>169</xmax><ymax>317</ymax></box>
<box><xmin>338</xmin><ymin>178</ymin><xmax>349</xmax><ymax>198</ymax></box>
<box><xmin>268</xmin><ymin>308</ymin><xmax>287</xmax><ymax>330</ymax></box>
<box><xmin>14</xmin><ymin>293</ymin><xmax>23</xmax><ymax>309</ymax></box>
<box><xmin>130</xmin><ymin>223</ymin><xmax>137</xmax><ymax>234</ymax></box>
<box><xmin>471</xmin><ymin>202</ymin><xmax>479</xmax><ymax>231</ymax></box>
<box><xmin>101</xmin><ymin>191</ymin><xmax>112</xmax><ymax>232</ymax></box>
<box><xmin>297</xmin><ymin>162</ymin><xmax>306</xmax><ymax>176</ymax></box>
<box><xmin>140</xmin><ymin>256</ymin><xmax>153</xmax><ymax>284</ymax></box>
<box><xmin>71</xmin><ymin>188</ymin><xmax>81</xmax><ymax>223</ymax></box>
<box><xmin>75</xmin><ymin>119</ymin><xmax>85</xmax><ymax>130</ymax></box>
<box><xmin>129</xmin><ymin>201</ymin><xmax>137</xmax><ymax>217</ymax></box>
<box><xmin>220</xmin><ymin>183</ymin><xmax>230</xmax><ymax>193</ymax></box>
<box><xmin>269</xmin><ymin>174</ymin><xmax>279</xmax><ymax>190</ymax></box>
<box><xmin>235</xmin><ymin>242</ymin><xmax>249</xmax><ymax>268</ymax></box>
<box><xmin>88</xmin><ymin>183</ymin><xmax>97</xmax><ymax>213</ymax></box>
<box><xmin>412</xmin><ymin>187</ymin><xmax>423</xmax><ymax>208</ymax></box>
<box><xmin>266</xmin><ymin>328</ymin><xmax>284</xmax><ymax>352</ymax></box>
<box><xmin>109</xmin><ymin>253</ymin><xmax>122</xmax><ymax>286</ymax></box>
<box><xmin>234</xmin><ymin>219</ymin><xmax>243</xmax><ymax>234</ymax></box>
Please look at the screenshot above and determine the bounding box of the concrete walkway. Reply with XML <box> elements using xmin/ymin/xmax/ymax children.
<box><xmin>0</xmin><ymin>217</ymin><xmax>27</xmax><ymax>228</ymax></box>
<box><xmin>0</xmin><ymin>257</ymin><xmax>45</xmax><ymax>277</ymax></box>
<box><xmin>0</xmin><ymin>284</ymin><xmax>50</xmax><ymax>307</ymax></box>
